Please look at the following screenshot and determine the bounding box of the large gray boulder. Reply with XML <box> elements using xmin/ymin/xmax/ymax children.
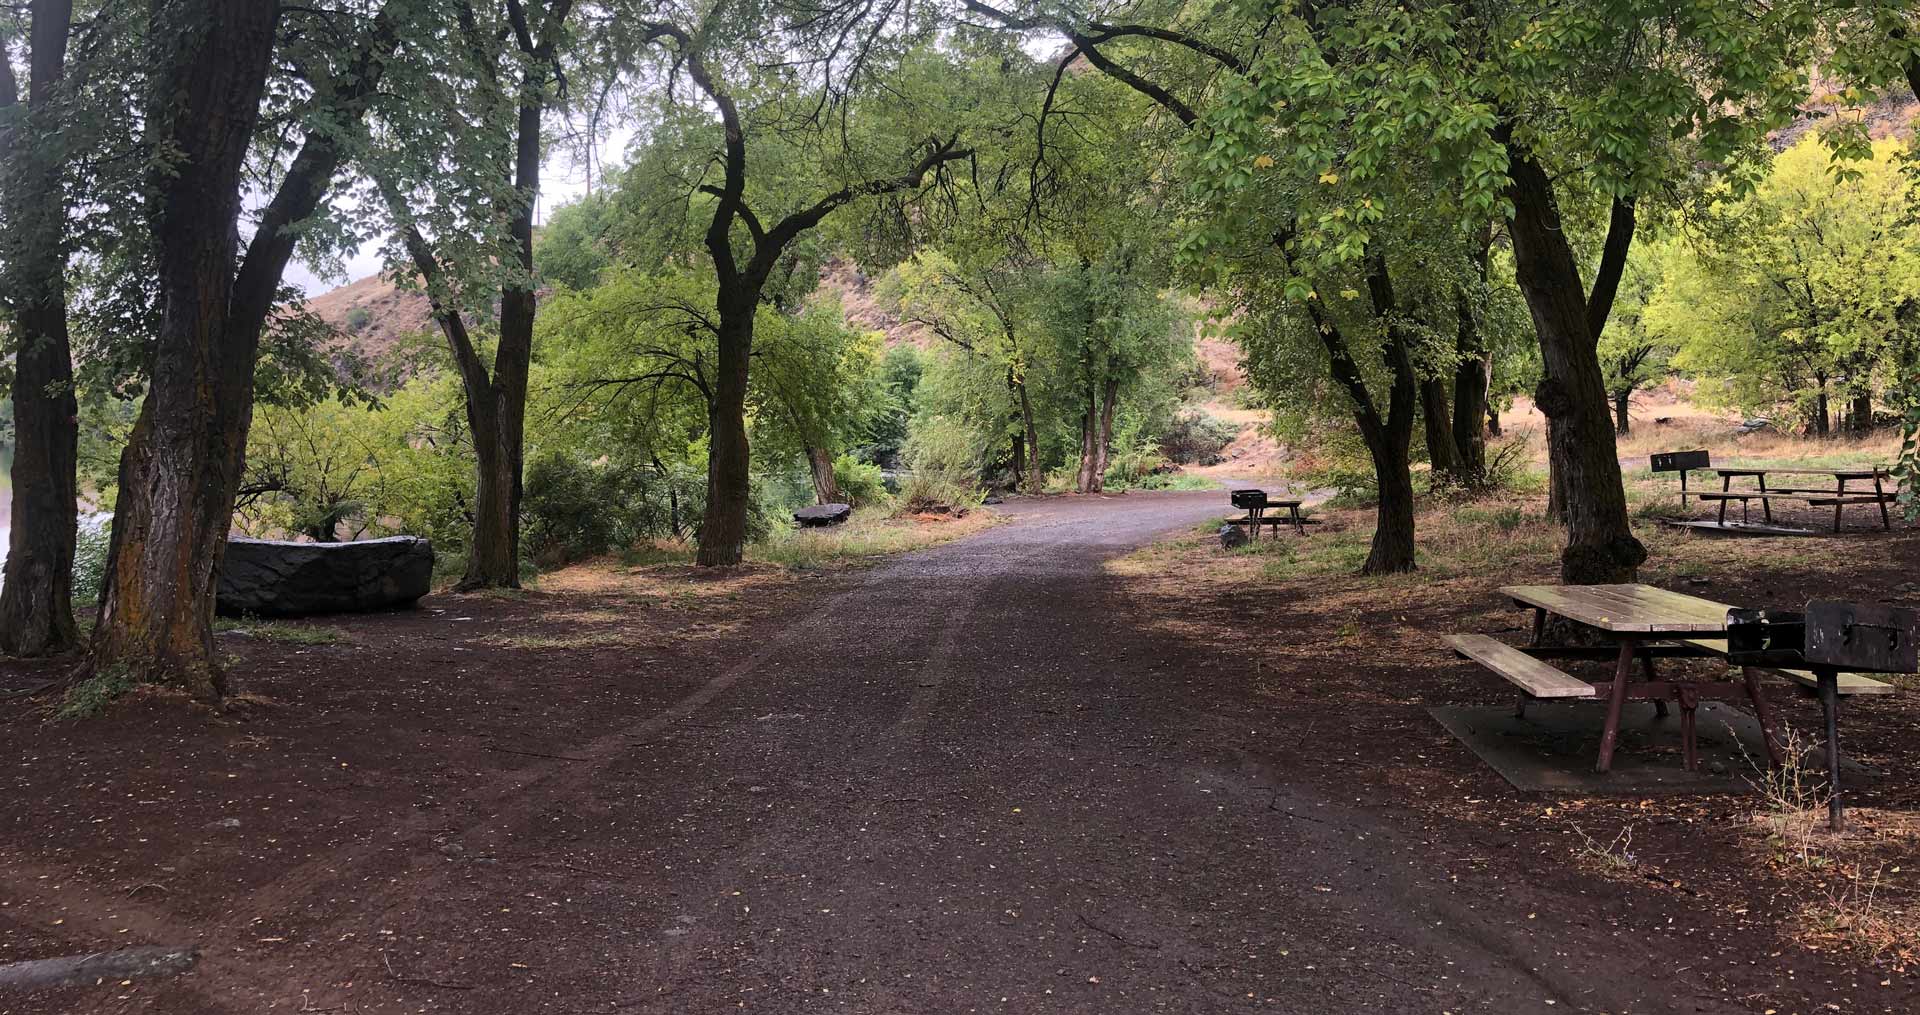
<box><xmin>794</xmin><ymin>503</ymin><xmax>852</xmax><ymax>527</ymax></box>
<box><xmin>217</xmin><ymin>536</ymin><xmax>433</xmax><ymax>618</ymax></box>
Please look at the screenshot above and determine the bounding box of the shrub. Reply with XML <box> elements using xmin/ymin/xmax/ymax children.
<box><xmin>833</xmin><ymin>454</ymin><xmax>889</xmax><ymax>507</ymax></box>
<box><xmin>897</xmin><ymin>415</ymin><xmax>985</xmax><ymax>513</ymax></box>
<box><xmin>1104</xmin><ymin>436</ymin><xmax>1170</xmax><ymax>488</ymax></box>
<box><xmin>1160</xmin><ymin>411</ymin><xmax>1238</xmax><ymax>465</ymax></box>
<box><xmin>344</xmin><ymin>306</ymin><xmax>373</xmax><ymax>334</ymax></box>
<box><xmin>521</xmin><ymin>451</ymin><xmax>708</xmax><ymax>569</ymax></box>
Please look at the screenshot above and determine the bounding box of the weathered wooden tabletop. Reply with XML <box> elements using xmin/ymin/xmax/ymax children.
<box><xmin>1500</xmin><ymin>584</ymin><xmax>1733</xmax><ymax>635</ymax></box>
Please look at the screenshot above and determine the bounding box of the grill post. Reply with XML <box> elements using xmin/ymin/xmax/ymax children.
<box><xmin>1818</xmin><ymin>669</ymin><xmax>1844</xmax><ymax>832</ymax></box>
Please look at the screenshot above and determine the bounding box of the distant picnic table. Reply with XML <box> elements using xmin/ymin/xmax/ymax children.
<box><xmin>1691</xmin><ymin>463</ymin><xmax>1892</xmax><ymax>532</ymax></box>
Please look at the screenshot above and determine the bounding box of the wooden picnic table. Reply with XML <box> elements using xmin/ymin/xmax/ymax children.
<box><xmin>1496</xmin><ymin>584</ymin><xmax>1782</xmax><ymax>773</ymax></box>
<box><xmin>1699</xmin><ymin>464</ymin><xmax>1893</xmax><ymax>532</ymax></box>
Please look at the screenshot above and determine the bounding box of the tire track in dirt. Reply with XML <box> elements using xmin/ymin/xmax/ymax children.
<box><xmin>175</xmin><ymin>566</ymin><xmax>910</xmax><ymax>1005</ymax></box>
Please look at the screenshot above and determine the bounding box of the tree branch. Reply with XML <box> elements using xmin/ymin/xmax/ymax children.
<box><xmin>1585</xmin><ymin>197</ymin><xmax>1636</xmax><ymax>343</ymax></box>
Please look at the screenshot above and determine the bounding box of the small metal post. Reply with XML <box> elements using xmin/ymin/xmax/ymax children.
<box><xmin>1818</xmin><ymin>668</ymin><xmax>1844</xmax><ymax>832</ymax></box>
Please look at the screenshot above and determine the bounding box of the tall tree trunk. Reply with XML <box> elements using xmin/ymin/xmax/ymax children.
<box><xmin>1016</xmin><ymin>374</ymin><xmax>1041</xmax><ymax>494</ymax></box>
<box><xmin>1850</xmin><ymin>392</ymin><xmax>1872</xmax><ymax>433</ymax></box>
<box><xmin>1004</xmin><ymin>366</ymin><xmax>1025</xmax><ymax>493</ymax></box>
<box><xmin>1614</xmin><ymin>389</ymin><xmax>1632</xmax><ymax>435</ymax></box>
<box><xmin>0</xmin><ymin>0</ymin><xmax>80</xmax><ymax>657</ymax></box>
<box><xmin>1421</xmin><ymin>377</ymin><xmax>1462</xmax><ymax>484</ymax></box>
<box><xmin>1450</xmin><ymin>292</ymin><xmax>1491</xmax><ymax>488</ymax></box>
<box><xmin>1814</xmin><ymin>381</ymin><xmax>1830</xmax><ymax>437</ymax></box>
<box><xmin>806</xmin><ymin>446</ymin><xmax>841</xmax><ymax>504</ymax></box>
<box><xmin>1075</xmin><ymin>389</ymin><xmax>1100</xmax><ymax>494</ymax></box>
<box><xmin>1362</xmin><ymin>428</ymin><xmax>1417</xmax><ymax>575</ymax></box>
<box><xmin>697</xmin><ymin>303</ymin><xmax>754</xmax><ymax>565</ymax></box>
<box><xmin>89</xmin><ymin>0</ymin><xmax>282</xmax><ymax>698</ymax></box>
<box><xmin>1093</xmin><ymin>376</ymin><xmax>1120</xmax><ymax>491</ymax></box>
<box><xmin>1504</xmin><ymin>147</ymin><xmax>1645</xmax><ymax>585</ymax></box>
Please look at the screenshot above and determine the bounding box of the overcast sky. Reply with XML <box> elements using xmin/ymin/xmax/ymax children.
<box><xmin>282</xmin><ymin>126</ymin><xmax>633</xmax><ymax>296</ymax></box>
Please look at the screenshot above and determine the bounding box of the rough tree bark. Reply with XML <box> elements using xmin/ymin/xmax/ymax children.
<box><xmin>0</xmin><ymin>0</ymin><xmax>80</xmax><ymax>657</ymax></box>
<box><xmin>1614</xmin><ymin>390</ymin><xmax>1632</xmax><ymax>435</ymax></box>
<box><xmin>1095</xmin><ymin>376</ymin><xmax>1120</xmax><ymax>487</ymax></box>
<box><xmin>806</xmin><ymin>446</ymin><xmax>842</xmax><ymax>504</ymax></box>
<box><xmin>87</xmin><ymin>0</ymin><xmax>283</xmax><ymax>697</ymax></box>
<box><xmin>636</xmin><ymin>24</ymin><xmax>970</xmax><ymax>566</ymax></box>
<box><xmin>1075</xmin><ymin>386</ymin><xmax>1101</xmax><ymax>494</ymax></box>
<box><xmin>90</xmin><ymin>1</ymin><xmax>398</xmax><ymax>695</ymax></box>
<box><xmin>1503</xmin><ymin>145</ymin><xmax>1645</xmax><ymax>585</ymax></box>
<box><xmin>1851</xmin><ymin>393</ymin><xmax>1872</xmax><ymax>433</ymax></box>
<box><xmin>1447</xmin><ymin>228</ymin><xmax>1495</xmax><ymax>488</ymax></box>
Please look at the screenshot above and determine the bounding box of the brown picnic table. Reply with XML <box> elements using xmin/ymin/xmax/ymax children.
<box><xmin>1448</xmin><ymin>585</ymin><xmax>1905</xmax><ymax>827</ymax></box>
<box><xmin>1697</xmin><ymin>465</ymin><xmax>1893</xmax><ymax>532</ymax></box>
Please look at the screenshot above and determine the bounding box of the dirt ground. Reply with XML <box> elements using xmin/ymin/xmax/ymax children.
<box><xmin>2</xmin><ymin>490</ymin><xmax>1917</xmax><ymax>1013</ymax></box>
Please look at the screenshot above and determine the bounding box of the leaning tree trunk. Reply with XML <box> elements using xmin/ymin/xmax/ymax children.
<box><xmin>1614</xmin><ymin>389</ymin><xmax>1632</xmax><ymax>435</ymax></box>
<box><xmin>89</xmin><ymin>0</ymin><xmax>281</xmax><ymax>699</ymax></box>
<box><xmin>697</xmin><ymin>304</ymin><xmax>755</xmax><ymax>566</ymax></box>
<box><xmin>806</xmin><ymin>446</ymin><xmax>842</xmax><ymax>504</ymax></box>
<box><xmin>0</xmin><ymin>0</ymin><xmax>80</xmax><ymax>657</ymax></box>
<box><xmin>1813</xmin><ymin>381</ymin><xmax>1830</xmax><ymax>437</ymax></box>
<box><xmin>1506</xmin><ymin>149</ymin><xmax>1645</xmax><ymax>585</ymax></box>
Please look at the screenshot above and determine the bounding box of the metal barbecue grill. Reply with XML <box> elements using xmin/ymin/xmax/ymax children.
<box><xmin>1725</xmin><ymin>601</ymin><xmax>1917</xmax><ymax>830</ymax></box>
<box><xmin>1230</xmin><ymin>489</ymin><xmax>1267</xmax><ymax>513</ymax></box>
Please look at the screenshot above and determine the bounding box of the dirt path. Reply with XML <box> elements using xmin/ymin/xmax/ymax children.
<box><xmin>4</xmin><ymin>492</ymin><xmax>1788</xmax><ymax>1012</ymax></box>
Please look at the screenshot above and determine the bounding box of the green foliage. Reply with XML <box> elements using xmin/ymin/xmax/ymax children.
<box><xmin>899</xmin><ymin>415</ymin><xmax>987</xmax><ymax>511</ymax></box>
<box><xmin>1160</xmin><ymin>411</ymin><xmax>1238</xmax><ymax>465</ymax></box>
<box><xmin>832</xmin><ymin>455</ymin><xmax>888</xmax><ymax>507</ymax></box>
<box><xmin>58</xmin><ymin>665</ymin><xmax>135</xmax><ymax>719</ymax></box>
<box><xmin>72</xmin><ymin>518</ymin><xmax>112</xmax><ymax>606</ymax></box>
<box><xmin>1655</xmin><ymin>137</ymin><xmax>1919</xmax><ymax>426</ymax></box>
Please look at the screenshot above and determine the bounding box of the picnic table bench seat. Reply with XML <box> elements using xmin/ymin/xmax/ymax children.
<box><xmin>1443</xmin><ymin>634</ymin><xmax>1595</xmax><ymax>699</ymax></box>
<box><xmin>1695</xmin><ymin>491</ymin><xmax>1892</xmax><ymax>504</ymax></box>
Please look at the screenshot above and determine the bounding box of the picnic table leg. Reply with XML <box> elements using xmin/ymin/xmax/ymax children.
<box><xmin>1642</xmin><ymin>655</ymin><xmax>1668</xmax><ymax>718</ymax></box>
<box><xmin>1596</xmin><ymin>641</ymin><xmax>1636</xmax><ymax>773</ymax></box>
<box><xmin>1529</xmin><ymin>608</ymin><xmax>1546</xmax><ymax>648</ymax></box>
<box><xmin>1874</xmin><ymin>474</ymin><xmax>1891</xmax><ymax>531</ymax></box>
<box><xmin>1740</xmin><ymin>666</ymin><xmax>1786</xmax><ymax>767</ymax></box>
<box><xmin>1758</xmin><ymin>474</ymin><xmax>1772</xmax><ymax>522</ymax></box>
<box><xmin>1677</xmin><ymin>685</ymin><xmax>1700</xmax><ymax>772</ymax></box>
<box><xmin>1832</xmin><ymin>477</ymin><xmax>1846</xmax><ymax>533</ymax></box>
<box><xmin>1817</xmin><ymin>669</ymin><xmax>1845</xmax><ymax>831</ymax></box>
<box><xmin>1290</xmin><ymin>504</ymin><xmax>1304</xmax><ymax>536</ymax></box>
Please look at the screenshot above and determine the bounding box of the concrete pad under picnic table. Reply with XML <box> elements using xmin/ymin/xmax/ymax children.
<box><xmin>1428</xmin><ymin>702</ymin><xmax>1872</xmax><ymax>795</ymax></box>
